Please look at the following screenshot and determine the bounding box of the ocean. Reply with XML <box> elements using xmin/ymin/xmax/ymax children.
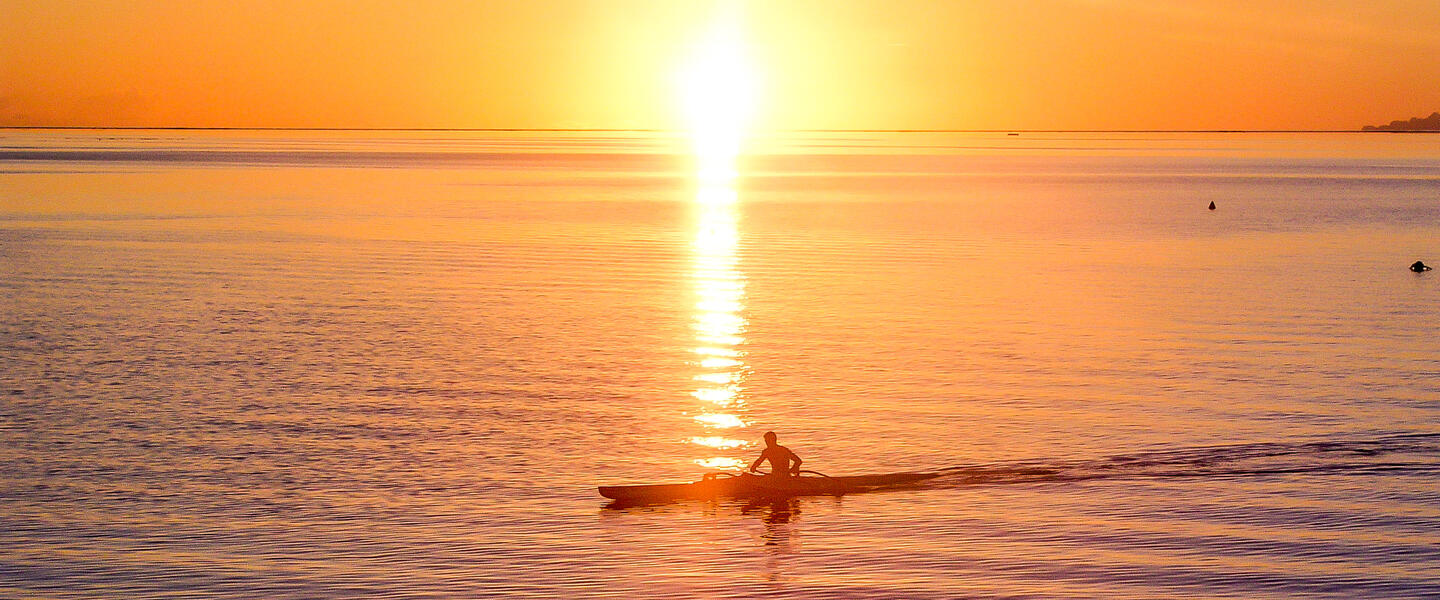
<box><xmin>2</xmin><ymin>129</ymin><xmax>1438</xmax><ymax>598</ymax></box>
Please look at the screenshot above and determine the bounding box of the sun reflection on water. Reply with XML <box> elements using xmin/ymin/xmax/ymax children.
<box><xmin>690</xmin><ymin>436</ymin><xmax>747</xmax><ymax>450</ymax></box>
<box><xmin>694</xmin><ymin>457</ymin><xmax>746</xmax><ymax>470</ymax></box>
<box><xmin>694</xmin><ymin>412</ymin><xmax>746</xmax><ymax>429</ymax></box>
<box><xmin>687</xmin><ymin>163</ymin><xmax>750</xmax><ymax>464</ymax></box>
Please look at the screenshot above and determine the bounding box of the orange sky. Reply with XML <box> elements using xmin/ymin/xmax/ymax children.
<box><xmin>3</xmin><ymin>0</ymin><xmax>1439</xmax><ymax>130</ymax></box>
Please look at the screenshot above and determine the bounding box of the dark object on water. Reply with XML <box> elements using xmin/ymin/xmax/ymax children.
<box><xmin>1412</xmin><ymin>260</ymin><xmax>1432</xmax><ymax>272</ymax></box>
<box><xmin>1008</xmin><ymin>132</ymin><xmax>1019</xmax><ymax>136</ymax></box>
<box><xmin>598</xmin><ymin>471</ymin><xmax>939</xmax><ymax>504</ymax></box>
<box><xmin>1208</xmin><ymin>201</ymin><xmax>1216</xmax><ymax>210</ymax></box>
<box><xmin>751</xmin><ymin>430</ymin><xmax>802</xmax><ymax>476</ymax></box>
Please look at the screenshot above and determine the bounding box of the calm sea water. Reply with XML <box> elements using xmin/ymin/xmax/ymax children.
<box><xmin>2</xmin><ymin>130</ymin><xmax>1438</xmax><ymax>598</ymax></box>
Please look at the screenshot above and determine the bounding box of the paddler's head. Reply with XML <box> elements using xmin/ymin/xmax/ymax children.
<box><xmin>763</xmin><ymin>431</ymin><xmax>777</xmax><ymax>446</ymax></box>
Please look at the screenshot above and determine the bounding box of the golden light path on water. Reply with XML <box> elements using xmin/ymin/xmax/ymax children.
<box><xmin>688</xmin><ymin>180</ymin><xmax>749</xmax><ymax>470</ymax></box>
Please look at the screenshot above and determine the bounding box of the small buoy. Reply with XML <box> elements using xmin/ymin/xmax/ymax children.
<box><xmin>1411</xmin><ymin>260</ymin><xmax>1432</xmax><ymax>273</ymax></box>
<box><xmin>1208</xmin><ymin>201</ymin><xmax>1216</xmax><ymax>210</ymax></box>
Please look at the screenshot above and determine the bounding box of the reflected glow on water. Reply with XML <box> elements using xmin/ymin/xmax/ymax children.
<box><xmin>688</xmin><ymin>174</ymin><xmax>750</xmax><ymax>464</ymax></box>
<box><xmin>691</xmin><ymin>387</ymin><xmax>738</xmax><ymax>406</ymax></box>
<box><xmin>694</xmin><ymin>372</ymin><xmax>736</xmax><ymax>385</ymax></box>
<box><xmin>693</xmin><ymin>412</ymin><xmax>746</xmax><ymax>429</ymax></box>
<box><xmin>694</xmin><ymin>457</ymin><xmax>747</xmax><ymax>470</ymax></box>
<box><xmin>699</xmin><ymin>356</ymin><xmax>742</xmax><ymax>369</ymax></box>
<box><xmin>689</xmin><ymin>436</ymin><xmax>747</xmax><ymax>449</ymax></box>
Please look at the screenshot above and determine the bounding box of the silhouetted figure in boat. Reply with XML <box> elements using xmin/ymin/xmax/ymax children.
<box><xmin>1412</xmin><ymin>260</ymin><xmax>1432</xmax><ymax>272</ymax></box>
<box><xmin>750</xmin><ymin>431</ymin><xmax>802</xmax><ymax>477</ymax></box>
<box><xmin>1208</xmin><ymin>201</ymin><xmax>1216</xmax><ymax>210</ymax></box>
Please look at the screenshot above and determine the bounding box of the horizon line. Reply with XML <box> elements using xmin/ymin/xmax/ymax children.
<box><xmin>0</xmin><ymin>126</ymin><xmax>1415</xmax><ymax>134</ymax></box>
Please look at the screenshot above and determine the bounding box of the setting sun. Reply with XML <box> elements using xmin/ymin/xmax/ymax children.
<box><xmin>677</xmin><ymin>13</ymin><xmax>758</xmax><ymax>182</ymax></box>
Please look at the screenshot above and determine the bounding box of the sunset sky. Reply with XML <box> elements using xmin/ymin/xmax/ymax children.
<box><xmin>3</xmin><ymin>0</ymin><xmax>1439</xmax><ymax>130</ymax></box>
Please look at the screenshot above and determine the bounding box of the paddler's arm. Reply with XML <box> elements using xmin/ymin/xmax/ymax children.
<box><xmin>789</xmin><ymin>450</ymin><xmax>803</xmax><ymax>475</ymax></box>
<box><xmin>748</xmin><ymin>451</ymin><xmax>766</xmax><ymax>473</ymax></box>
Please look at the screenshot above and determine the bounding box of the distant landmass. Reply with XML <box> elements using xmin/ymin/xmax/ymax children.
<box><xmin>1362</xmin><ymin>111</ymin><xmax>1440</xmax><ymax>131</ymax></box>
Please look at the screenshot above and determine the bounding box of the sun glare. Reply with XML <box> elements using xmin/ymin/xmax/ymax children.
<box><xmin>679</xmin><ymin>9</ymin><xmax>756</xmax><ymax>470</ymax></box>
<box><xmin>678</xmin><ymin>14</ymin><xmax>758</xmax><ymax>183</ymax></box>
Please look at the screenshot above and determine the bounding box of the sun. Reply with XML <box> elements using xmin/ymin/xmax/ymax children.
<box><xmin>677</xmin><ymin>14</ymin><xmax>758</xmax><ymax>183</ymax></box>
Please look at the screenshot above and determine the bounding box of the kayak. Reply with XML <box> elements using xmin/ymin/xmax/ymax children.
<box><xmin>598</xmin><ymin>471</ymin><xmax>939</xmax><ymax>503</ymax></box>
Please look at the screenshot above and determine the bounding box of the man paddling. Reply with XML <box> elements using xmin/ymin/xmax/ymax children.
<box><xmin>749</xmin><ymin>431</ymin><xmax>802</xmax><ymax>477</ymax></box>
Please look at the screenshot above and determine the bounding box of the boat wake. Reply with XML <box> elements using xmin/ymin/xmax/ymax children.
<box><xmin>927</xmin><ymin>432</ymin><xmax>1440</xmax><ymax>488</ymax></box>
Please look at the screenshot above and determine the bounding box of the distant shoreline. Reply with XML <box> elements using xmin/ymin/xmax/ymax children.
<box><xmin>1362</xmin><ymin>111</ymin><xmax>1440</xmax><ymax>132</ymax></box>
